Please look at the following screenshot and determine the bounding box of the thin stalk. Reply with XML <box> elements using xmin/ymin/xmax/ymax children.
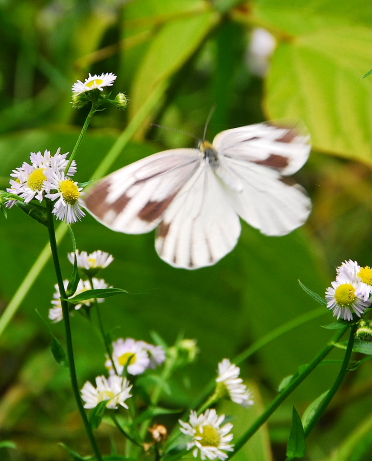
<box><xmin>65</xmin><ymin>102</ymin><xmax>98</xmax><ymax>175</ymax></box>
<box><xmin>304</xmin><ymin>323</ymin><xmax>357</xmax><ymax>437</ymax></box>
<box><xmin>231</xmin><ymin>325</ymin><xmax>348</xmax><ymax>457</ymax></box>
<box><xmin>88</xmin><ymin>276</ymin><xmax>119</xmax><ymax>376</ymax></box>
<box><xmin>46</xmin><ymin>201</ymin><xmax>102</xmax><ymax>461</ymax></box>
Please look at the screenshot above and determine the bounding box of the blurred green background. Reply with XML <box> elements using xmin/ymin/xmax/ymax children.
<box><xmin>0</xmin><ymin>0</ymin><xmax>371</xmax><ymax>460</ymax></box>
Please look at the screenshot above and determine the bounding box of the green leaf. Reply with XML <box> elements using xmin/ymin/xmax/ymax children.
<box><xmin>130</xmin><ymin>10</ymin><xmax>218</xmax><ymax>117</ymax></box>
<box><xmin>302</xmin><ymin>390</ymin><xmax>328</xmax><ymax>432</ymax></box>
<box><xmin>351</xmin><ymin>339</ymin><xmax>372</xmax><ymax>355</ymax></box>
<box><xmin>259</xmin><ymin>0</ymin><xmax>371</xmax><ymax>163</ymax></box>
<box><xmin>65</xmin><ymin>288</ymin><xmax>127</xmax><ymax>303</ymax></box>
<box><xmin>298</xmin><ymin>280</ymin><xmax>327</xmax><ymax>306</ymax></box>
<box><xmin>0</xmin><ymin>441</ymin><xmax>17</xmax><ymax>449</ymax></box>
<box><xmin>103</xmin><ymin>456</ymin><xmax>135</xmax><ymax>461</ymax></box>
<box><xmin>278</xmin><ymin>374</ymin><xmax>295</xmax><ymax>392</ymax></box>
<box><xmin>348</xmin><ymin>356</ymin><xmax>372</xmax><ymax>372</ymax></box>
<box><xmin>59</xmin><ymin>442</ymin><xmax>93</xmax><ymax>460</ymax></box>
<box><xmin>136</xmin><ymin>406</ymin><xmax>182</xmax><ymax>424</ymax></box>
<box><xmin>89</xmin><ymin>400</ymin><xmax>108</xmax><ymax>429</ymax></box>
<box><xmin>51</xmin><ymin>337</ymin><xmax>68</xmax><ymax>367</ymax></box>
<box><xmin>286</xmin><ymin>407</ymin><xmax>306</xmax><ymax>459</ymax></box>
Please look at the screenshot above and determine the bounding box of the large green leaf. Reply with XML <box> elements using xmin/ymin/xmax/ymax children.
<box><xmin>130</xmin><ymin>10</ymin><xmax>218</xmax><ymax>118</ymax></box>
<box><xmin>252</xmin><ymin>0</ymin><xmax>371</xmax><ymax>163</ymax></box>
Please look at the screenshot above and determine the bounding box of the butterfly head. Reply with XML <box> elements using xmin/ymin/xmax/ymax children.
<box><xmin>199</xmin><ymin>140</ymin><xmax>219</xmax><ymax>167</ymax></box>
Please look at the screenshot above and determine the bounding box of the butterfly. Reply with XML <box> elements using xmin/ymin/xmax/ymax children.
<box><xmin>83</xmin><ymin>122</ymin><xmax>311</xmax><ymax>269</ymax></box>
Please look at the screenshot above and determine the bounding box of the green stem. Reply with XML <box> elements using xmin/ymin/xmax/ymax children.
<box><xmin>304</xmin><ymin>324</ymin><xmax>357</xmax><ymax>437</ymax></box>
<box><xmin>65</xmin><ymin>102</ymin><xmax>98</xmax><ymax>175</ymax></box>
<box><xmin>231</xmin><ymin>325</ymin><xmax>348</xmax><ymax>457</ymax></box>
<box><xmin>46</xmin><ymin>201</ymin><xmax>103</xmax><ymax>461</ymax></box>
<box><xmin>88</xmin><ymin>276</ymin><xmax>119</xmax><ymax>376</ymax></box>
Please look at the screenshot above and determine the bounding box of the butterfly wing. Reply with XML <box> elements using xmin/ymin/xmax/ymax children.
<box><xmin>83</xmin><ymin>149</ymin><xmax>202</xmax><ymax>234</ymax></box>
<box><xmin>212</xmin><ymin>123</ymin><xmax>312</xmax><ymax>236</ymax></box>
<box><xmin>213</xmin><ymin>122</ymin><xmax>311</xmax><ymax>176</ymax></box>
<box><xmin>155</xmin><ymin>159</ymin><xmax>241</xmax><ymax>269</ymax></box>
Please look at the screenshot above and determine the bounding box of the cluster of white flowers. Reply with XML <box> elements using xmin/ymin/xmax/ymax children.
<box><xmin>179</xmin><ymin>409</ymin><xmax>234</xmax><ymax>460</ymax></box>
<box><xmin>326</xmin><ymin>260</ymin><xmax>372</xmax><ymax>321</ymax></box>
<box><xmin>81</xmin><ymin>338</ymin><xmax>166</xmax><ymax>410</ymax></box>
<box><xmin>105</xmin><ymin>338</ymin><xmax>166</xmax><ymax>376</ymax></box>
<box><xmin>6</xmin><ymin>148</ymin><xmax>84</xmax><ymax>224</ymax></box>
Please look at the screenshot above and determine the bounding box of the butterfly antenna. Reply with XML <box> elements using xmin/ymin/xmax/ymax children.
<box><xmin>151</xmin><ymin>124</ymin><xmax>198</xmax><ymax>141</ymax></box>
<box><xmin>203</xmin><ymin>104</ymin><xmax>217</xmax><ymax>141</ymax></box>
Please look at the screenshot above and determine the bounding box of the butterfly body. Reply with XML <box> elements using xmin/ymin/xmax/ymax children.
<box><xmin>84</xmin><ymin>123</ymin><xmax>311</xmax><ymax>269</ymax></box>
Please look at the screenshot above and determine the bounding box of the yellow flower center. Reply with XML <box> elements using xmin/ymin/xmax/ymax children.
<box><xmin>60</xmin><ymin>179</ymin><xmax>80</xmax><ymax>205</ymax></box>
<box><xmin>335</xmin><ymin>284</ymin><xmax>357</xmax><ymax>307</ymax></box>
<box><xmin>358</xmin><ymin>267</ymin><xmax>372</xmax><ymax>285</ymax></box>
<box><xmin>86</xmin><ymin>78</ymin><xmax>104</xmax><ymax>88</ymax></box>
<box><xmin>88</xmin><ymin>257</ymin><xmax>98</xmax><ymax>268</ymax></box>
<box><xmin>118</xmin><ymin>352</ymin><xmax>136</xmax><ymax>367</ymax></box>
<box><xmin>99</xmin><ymin>390</ymin><xmax>115</xmax><ymax>402</ymax></box>
<box><xmin>196</xmin><ymin>425</ymin><xmax>221</xmax><ymax>447</ymax></box>
<box><xmin>27</xmin><ymin>168</ymin><xmax>47</xmax><ymax>191</ymax></box>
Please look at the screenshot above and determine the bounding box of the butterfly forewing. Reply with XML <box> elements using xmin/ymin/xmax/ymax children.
<box><xmin>84</xmin><ymin>149</ymin><xmax>201</xmax><ymax>234</ymax></box>
<box><xmin>213</xmin><ymin>123</ymin><xmax>311</xmax><ymax>176</ymax></box>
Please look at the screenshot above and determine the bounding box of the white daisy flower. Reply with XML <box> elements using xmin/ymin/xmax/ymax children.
<box><xmin>179</xmin><ymin>409</ymin><xmax>234</xmax><ymax>460</ymax></box>
<box><xmin>6</xmin><ymin>149</ymin><xmax>76</xmax><ymax>207</ymax></box>
<box><xmin>325</xmin><ymin>272</ymin><xmax>371</xmax><ymax>321</ymax></box>
<box><xmin>106</xmin><ymin>338</ymin><xmax>150</xmax><ymax>376</ymax></box>
<box><xmin>138</xmin><ymin>341</ymin><xmax>166</xmax><ymax>369</ymax></box>
<box><xmin>45</xmin><ymin>171</ymin><xmax>85</xmax><ymax>223</ymax></box>
<box><xmin>68</xmin><ymin>250</ymin><xmax>114</xmax><ymax>274</ymax></box>
<box><xmin>337</xmin><ymin>260</ymin><xmax>372</xmax><ymax>301</ymax></box>
<box><xmin>72</xmin><ymin>73</ymin><xmax>117</xmax><ymax>94</ymax></box>
<box><xmin>81</xmin><ymin>375</ymin><xmax>132</xmax><ymax>410</ymax></box>
<box><xmin>216</xmin><ymin>359</ymin><xmax>253</xmax><ymax>408</ymax></box>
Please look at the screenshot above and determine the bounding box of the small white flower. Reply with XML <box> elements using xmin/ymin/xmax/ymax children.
<box><xmin>216</xmin><ymin>359</ymin><xmax>253</xmax><ymax>408</ymax></box>
<box><xmin>68</xmin><ymin>250</ymin><xmax>114</xmax><ymax>273</ymax></box>
<box><xmin>106</xmin><ymin>338</ymin><xmax>150</xmax><ymax>376</ymax></box>
<box><xmin>179</xmin><ymin>409</ymin><xmax>234</xmax><ymax>460</ymax></box>
<box><xmin>45</xmin><ymin>171</ymin><xmax>85</xmax><ymax>223</ymax></box>
<box><xmin>81</xmin><ymin>375</ymin><xmax>132</xmax><ymax>410</ymax></box>
<box><xmin>325</xmin><ymin>272</ymin><xmax>371</xmax><ymax>321</ymax></box>
<box><xmin>72</xmin><ymin>73</ymin><xmax>117</xmax><ymax>94</ymax></box>
<box><xmin>337</xmin><ymin>260</ymin><xmax>372</xmax><ymax>301</ymax></box>
<box><xmin>138</xmin><ymin>341</ymin><xmax>166</xmax><ymax>369</ymax></box>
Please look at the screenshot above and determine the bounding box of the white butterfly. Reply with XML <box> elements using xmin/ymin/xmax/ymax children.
<box><xmin>83</xmin><ymin>123</ymin><xmax>311</xmax><ymax>269</ymax></box>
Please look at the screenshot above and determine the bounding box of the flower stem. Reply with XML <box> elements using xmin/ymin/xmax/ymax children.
<box><xmin>231</xmin><ymin>325</ymin><xmax>348</xmax><ymax>456</ymax></box>
<box><xmin>65</xmin><ymin>102</ymin><xmax>98</xmax><ymax>175</ymax></box>
<box><xmin>304</xmin><ymin>323</ymin><xmax>357</xmax><ymax>437</ymax></box>
<box><xmin>46</xmin><ymin>201</ymin><xmax>103</xmax><ymax>461</ymax></box>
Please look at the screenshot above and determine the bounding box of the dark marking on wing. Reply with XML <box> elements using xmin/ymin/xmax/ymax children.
<box><xmin>279</xmin><ymin>177</ymin><xmax>297</xmax><ymax>187</ymax></box>
<box><xmin>276</xmin><ymin>129</ymin><xmax>297</xmax><ymax>143</ymax></box>
<box><xmin>241</xmin><ymin>136</ymin><xmax>260</xmax><ymax>142</ymax></box>
<box><xmin>254</xmin><ymin>154</ymin><xmax>289</xmax><ymax>169</ymax></box>
<box><xmin>84</xmin><ymin>181</ymin><xmax>111</xmax><ymax>219</ymax></box>
<box><xmin>138</xmin><ymin>193</ymin><xmax>177</xmax><ymax>223</ymax></box>
<box><xmin>158</xmin><ymin>221</ymin><xmax>171</xmax><ymax>239</ymax></box>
